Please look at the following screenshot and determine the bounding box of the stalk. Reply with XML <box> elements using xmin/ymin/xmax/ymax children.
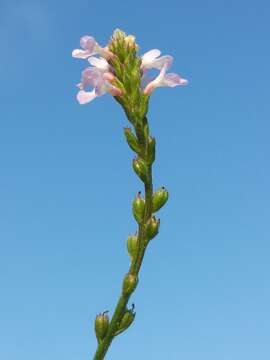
<box><xmin>93</xmin><ymin>117</ymin><xmax>154</xmax><ymax>360</ymax></box>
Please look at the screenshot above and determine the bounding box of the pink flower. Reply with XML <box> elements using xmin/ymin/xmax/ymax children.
<box><xmin>72</xmin><ymin>36</ymin><xmax>101</xmax><ymax>59</ymax></box>
<box><xmin>76</xmin><ymin>57</ymin><xmax>122</xmax><ymax>104</ymax></box>
<box><xmin>143</xmin><ymin>63</ymin><xmax>188</xmax><ymax>95</ymax></box>
<box><xmin>141</xmin><ymin>49</ymin><xmax>188</xmax><ymax>94</ymax></box>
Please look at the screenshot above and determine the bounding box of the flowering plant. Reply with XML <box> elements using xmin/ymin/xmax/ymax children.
<box><xmin>72</xmin><ymin>29</ymin><xmax>187</xmax><ymax>360</ymax></box>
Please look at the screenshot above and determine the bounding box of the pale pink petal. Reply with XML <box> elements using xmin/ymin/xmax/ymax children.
<box><xmin>80</xmin><ymin>36</ymin><xmax>96</xmax><ymax>51</ymax></box>
<box><xmin>77</xmin><ymin>90</ymin><xmax>97</xmax><ymax>104</ymax></box>
<box><xmin>143</xmin><ymin>64</ymin><xmax>188</xmax><ymax>94</ymax></box>
<box><xmin>143</xmin><ymin>81</ymin><xmax>156</xmax><ymax>95</ymax></box>
<box><xmin>81</xmin><ymin>67</ymin><xmax>104</xmax><ymax>89</ymax></box>
<box><xmin>103</xmin><ymin>72</ymin><xmax>115</xmax><ymax>81</ymax></box>
<box><xmin>149</xmin><ymin>55</ymin><xmax>173</xmax><ymax>70</ymax></box>
<box><xmin>162</xmin><ymin>73</ymin><xmax>188</xmax><ymax>87</ymax></box>
<box><xmin>88</xmin><ymin>57</ymin><xmax>110</xmax><ymax>71</ymax></box>
<box><xmin>95</xmin><ymin>82</ymin><xmax>107</xmax><ymax>96</ymax></box>
<box><xmin>72</xmin><ymin>36</ymin><xmax>100</xmax><ymax>59</ymax></box>
<box><xmin>141</xmin><ymin>49</ymin><xmax>161</xmax><ymax>66</ymax></box>
<box><xmin>72</xmin><ymin>49</ymin><xmax>91</xmax><ymax>59</ymax></box>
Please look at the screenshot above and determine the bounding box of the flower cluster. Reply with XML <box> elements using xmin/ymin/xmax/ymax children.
<box><xmin>72</xmin><ymin>29</ymin><xmax>187</xmax><ymax>109</ymax></box>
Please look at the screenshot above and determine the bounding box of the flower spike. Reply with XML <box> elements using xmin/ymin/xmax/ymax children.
<box><xmin>72</xmin><ymin>29</ymin><xmax>188</xmax><ymax>360</ymax></box>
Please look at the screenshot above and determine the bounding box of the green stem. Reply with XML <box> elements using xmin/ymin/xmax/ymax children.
<box><xmin>92</xmin><ymin>118</ymin><xmax>153</xmax><ymax>360</ymax></box>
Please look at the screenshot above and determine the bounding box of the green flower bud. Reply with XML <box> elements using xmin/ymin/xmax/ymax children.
<box><xmin>152</xmin><ymin>187</ymin><xmax>169</xmax><ymax>212</ymax></box>
<box><xmin>132</xmin><ymin>192</ymin><xmax>145</xmax><ymax>223</ymax></box>
<box><xmin>132</xmin><ymin>157</ymin><xmax>148</xmax><ymax>182</ymax></box>
<box><xmin>115</xmin><ymin>305</ymin><xmax>136</xmax><ymax>336</ymax></box>
<box><xmin>95</xmin><ymin>312</ymin><xmax>109</xmax><ymax>343</ymax></box>
<box><xmin>122</xmin><ymin>274</ymin><xmax>138</xmax><ymax>295</ymax></box>
<box><xmin>124</xmin><ymin>128</ymin><xmax>140</xmax><ymax>153</ymax></box>
<box><xmin>145</xmin><ymin>216</ymin><xmax>160</xmax><ymax>240</ymax></box>
<box><xmin>127</xmin><ymin>234</ymin><xmax>139</xmax><ymax>260</ymax></box>
<box><xmin>112</xmin><ymin>28</ymin><xmax>126</xmax><ymax>41</ymax></box>
<box><xmin>146</xmin><ymin>136</ymin><xmax>156</xmax><ymax>164</ymax></box>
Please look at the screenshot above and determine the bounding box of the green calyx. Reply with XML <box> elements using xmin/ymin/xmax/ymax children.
<box><xmin>124</xmin><ymin>128</ymin><xmax>140</xmax><ymax>154</ymax></box>
<box><xmin>122</xmin><ymin>274</ymin><xmax>138</xmax><ymax>296</ymax></box>
<box><xmin>145</xmin><ymin>216</ymin><xmax>160</xmax><ymax>240</ymax></box>
<box><xmin>127</xmin><ymin>234</ymin><xmax>139</xmax><ymax>260</ymax></box>
<box><xmin>152</xmin><ymin>187</ymin><xmax>169</xmax><ymax>212</ymax></box>
<box><xmin>132</xmin><ymin>192</ymin><xmax>145</xmax><ymax>224</ymax></box>
<box><xmin>146</xmin><ymin>136</ymin><xmax>156</xmax><ymax>165</ymax></box>
<box><xmin>115</xmin><ymin>305</ymin><xmax>136</xmax><ymax>336</ymax></box>
<box><xmin>95</xmin><ymin>312</ymin><xmax>110</xmax><ymax>343</ymax></box>
<box><xmin>132</xmin><ymin>157</ymin><xmax>148</xmax><ymax>182</ymax></box>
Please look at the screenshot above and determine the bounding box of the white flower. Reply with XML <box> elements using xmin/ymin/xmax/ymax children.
<box><xmin>141</xmin><ymin>49</ymin><xmax>173</xmax><ymax>71</ymax></box>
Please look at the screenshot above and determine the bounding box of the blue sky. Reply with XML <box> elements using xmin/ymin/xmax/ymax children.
<box><xmin>1</xmin><ymin>0</ymin><xmax>269</xmax><ymax>359</ymax></box>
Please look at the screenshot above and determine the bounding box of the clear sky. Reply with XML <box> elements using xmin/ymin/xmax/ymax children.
<box><xmin>1</xmin><ymin>0</ymin><xmax>269</xmax><ymax>359</ymax></box>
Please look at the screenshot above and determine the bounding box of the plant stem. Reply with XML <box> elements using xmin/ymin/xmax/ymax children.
<box><xmin>92</xmin><ymin>118</ymin><xmax>154</xmax><ymax>360</ymax></box>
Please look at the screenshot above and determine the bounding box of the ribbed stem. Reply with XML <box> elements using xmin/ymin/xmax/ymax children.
<box><xmin>92</xmin><ymin>117</ymin><xmax>154</xmax><ymax>360</ymax></box>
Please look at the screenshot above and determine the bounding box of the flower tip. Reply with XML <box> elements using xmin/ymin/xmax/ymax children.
<box><xmin>76</xmin><ymin>90</ymin><xmax>97</xmax><ymax>105</ymax></box>
<box><xmin>181</xmin><ymin>78</ymin><xmax>188</xmax><ymax>85</ymax></box>
<box><xmin>72</xmin><ymin>49</ymin><xmax>81</xmax><ymax>58</ymax></box>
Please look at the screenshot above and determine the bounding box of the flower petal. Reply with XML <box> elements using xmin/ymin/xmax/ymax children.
<box><xmin>88</xmin><ymin>56</ymin><xmax>110</xmax><ymax>71</ymax></box>
<box><xmin>149</xmin><ymin>55</ymin><xmax>173</xmax><ymax>70</ymax></box>
<box><xmin>72</xmin><ymin>36</ymin><xmax>100</xmax><ymax>59</ymax></box>
<box><xmin>72</xmin><ymin>49</ymin><xmax>91</xmax><ymax>59</ymax></box>
<box><xmin>141</xmin><ymin>49</ymin><xmax>161</xmax><ymax>66</ymax></box>
<box><xmin>162</xmin><ymin>73</ymin><xmax>188</xmax><ymax>87</ymax></box>
<box><xmin>80</xmin><ymin>36</ymin><xmax>96</xmax><ymax>51</ymax></box>
<box><xmin>81</xmin><ymin>67</ymin><xmax>104</xmax><ymax>89</ymax></box>
<box><xmin>142</xmin><ymin>49</ymin><xmax>161</xmax><ymax>63</ymax></box>
<box><xmin>77</xmin><ymin>90</ymin><xmax>97</xmax><ymax>104</ymax></box>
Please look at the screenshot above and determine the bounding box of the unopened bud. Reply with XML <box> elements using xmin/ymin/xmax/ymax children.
<box><xmin>132</xmin><ymin>157</ymin><xmax>148</xmax><ymax>182</ymax></box>
<box><xmin>122</xmin><ymin>274</ymin><xmax>138</xmax><ymax>295</ymax></box>
<box><xmin>124</xmin><ymin>35</ymin><xmax>136</xmax><ymax>47</ymax></box>
<box><xmin>112</xmin><ymin>28</ymin><xmax>126</xmax><ymax>40</ymax></box>
<box><xmin>145</xmin><ymin>216</ymin><xmax>160</xmax><ymax>240</ymax></box>
<box><xmin>115</xmin><ymin>305</ymin><xmax>136</xmax><ymax>335</ymax></box>
<box><xmin>132</xmin><ymin>192</ymin><xmax>145</xmax><ymax>223</ymax></box>
<box><xmin>127</xmin><ymin>234</ymin><xmax>139</xmax><ymax>259</ymax></box>
<box><xmin>146</xmin><ymin>136</ymin><xmax>156</xmax><ymax>164</ymax></box>
<box><xmin>124</xmin><ymin>128</ymin><xmax>140</xmax><ymax>153</ymax></box>
<box><xmin>152</xmin><ymin>187</ymin><xmax>169</xmax><ymax>212</ymax></box>
<box><xmin>95</xmin><ymin>312</ymin><xmax>109</xmax><ymax>343</ymax></box>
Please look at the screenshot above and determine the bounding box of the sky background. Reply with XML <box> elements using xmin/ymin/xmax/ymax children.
<box><xmin>1</xmin><ymin>0</ymin><xmax>269</xmax><ymax>359</ymax></box>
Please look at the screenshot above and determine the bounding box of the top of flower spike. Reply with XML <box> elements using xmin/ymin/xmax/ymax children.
<box><xmin>72</xmin><ymin>29</ymin><xmax>188</xmax><ymax>117</ymax></box>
